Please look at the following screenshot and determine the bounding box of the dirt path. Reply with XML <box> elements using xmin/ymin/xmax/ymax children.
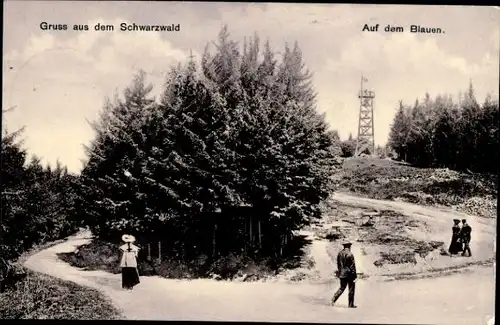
<box><xmin>23</xmin><ymin>195</ymin><xmax>495</xmax><ymax>324</ymax></box>
<box><xmin>331</xmin><ymin>192</ymin><xmax>496</xmax><ymax>270</ymax></box>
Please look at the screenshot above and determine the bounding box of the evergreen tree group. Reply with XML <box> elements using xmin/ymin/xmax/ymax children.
<box><xmin>388</xmin><ymin>82</ymin><xmax>499</xmax><ymax>173</ymax></box>
<box><xmin>77</xmin><ymin>27</ymin><xmax>341</xmax><ymax>263</ymax></box>
<box><xmin>1</xmin><ymin>114</ymin><xmax>78</xmax><ymax>282</ymax></box>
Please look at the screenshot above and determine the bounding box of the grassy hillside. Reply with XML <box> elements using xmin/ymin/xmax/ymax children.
<box><xmin>335</xmin><ymin>157</ymin><xmax>497</xmax><ymax>218</ymax></box>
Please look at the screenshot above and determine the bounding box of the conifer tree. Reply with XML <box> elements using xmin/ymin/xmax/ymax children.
<box><xmin>406</xmin><ymin>99</ymin><xmax>433</xmax><ymax>166</ymax></box>
<box><xmin>79</xmin><ymin>71</ymin><xmax>158</xmax><ymax>239</ymax></box>
<box><xmin>1</xmin><ymin>127</ymin><xmax>28</xmax><ymax>260</ymax></box>
<box><xmin>200</xmin><ymin>26</ymin><xmax>339</xmax><ymax>255</ymax></box>
<box><xmin>340</xmin><ymin>133</ymin><xmax>356</xmax><ymax>157</ymax></box>
<box><xmin>431</xmin><ymin>96</ymin><xmax>456</xmax><ymax>168</ymax></box>
<box><xmin>388</xmin><ymin>101</ymin><xmax>412</xmax><ymax>161</ymax></box>
<box><xmin>457</xmin><ymin>81</ymin><xmax>481</xmax><ymax>170</ymax></box>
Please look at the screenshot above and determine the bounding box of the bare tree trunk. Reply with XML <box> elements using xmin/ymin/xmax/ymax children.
<box><xmin>244</xmin><ymin>217</ymin><xmax>247</xmax><ymax>253</ymax></box>
<box><xmin>280</xmin><ymin>234</ymin><xmax>284</xmax><ymax>257</ymax></box>
<box><xmin>212</xmin><ymin>222</ymin><xmax>217</xmax><ymax>257</ymax></box>
<box><xmin>258</xmin><ymin>220</ymin><xmax>262</xmax><ymax>249</ymax></box>
<box><xmin>249</xmin><ymin>216</ymin><xmax>253</xmax><ymax>248</ymax></box>
<box><xmin>147</xmin><ymin>243</ymin><xmax>151</xmax><ymax>261</ymax></box>
<box><xmin>158</xmin><ymin>241</ymin><xmax>162</xmax><ymax>263</ymax></box>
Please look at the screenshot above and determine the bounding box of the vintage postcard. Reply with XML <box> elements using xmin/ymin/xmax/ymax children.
<box><xmin>1</xmin><ymin>2</ymin><xmax>497</xmax><ymax>324</ymax></box>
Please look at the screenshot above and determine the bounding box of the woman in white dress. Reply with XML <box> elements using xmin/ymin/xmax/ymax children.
<box><xmin>120</xmin><ymin>234</ymin><xmax>140</xmax><ymax>290</ymax></box>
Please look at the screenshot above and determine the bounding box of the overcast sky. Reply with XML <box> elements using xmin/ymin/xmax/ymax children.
<box><xmin>3</xmin><ymin>2</ymin><xmax>499</xmax><ymax>173</ymax></box>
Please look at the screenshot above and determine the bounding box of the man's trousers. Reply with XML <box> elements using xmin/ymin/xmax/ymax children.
<box><xmin>332</xmin><ymin>278</ymin><xmax>355</xmax><ymax>307</ymax></box>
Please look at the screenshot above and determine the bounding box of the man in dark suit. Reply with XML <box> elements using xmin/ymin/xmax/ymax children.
<box><xmin>460</xmin><ymin>219</ymin><xmax>472</xmax><ymax>257</ymax></box>
<box><xmin>331</xmin><ymin>240</ymin><xmax>357</xmax><ymax>308</ymax></box>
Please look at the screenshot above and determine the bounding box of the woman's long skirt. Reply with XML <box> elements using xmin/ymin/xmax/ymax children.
<box><xmin>448</xmin><ymin>235</ymin><xmax>462</xmax><ymax>255</ymax></box>
<box><xmin>122</xmin><ymin>267</ymin><xmax>140</xmax><ymax>289</ymax></box>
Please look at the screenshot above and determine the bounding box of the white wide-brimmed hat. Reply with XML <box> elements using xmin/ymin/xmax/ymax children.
<box><xmin>122</xmin><ymin>234</ymin><xmax>136</xmax><ymax>243</ymax></box>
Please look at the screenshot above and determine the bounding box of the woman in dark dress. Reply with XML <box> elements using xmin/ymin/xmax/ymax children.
<box><xmin>120</xmin><ymin>234</ymin><xmax>140</xmax><ymax>290</ymax></box>
<box><xmin>448</xmin><ymin>219</ymin><xmax>462</xmax><ymax>255</ymax></box>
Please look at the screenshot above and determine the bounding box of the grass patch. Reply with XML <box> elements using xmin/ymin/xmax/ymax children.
<box><xmin>1</xmin><ymin>231</ymin><xmax>121</xmax><ymax>319</ymax></box>
<box><xmin>334</xmin><ymin>207</ymin><xmax>445</xmax><ymax>268</ymax></box>
<box><xmin>384</xmin><ymin>258</ymin><xmax>494</xmax><ymax>277</ymax></box>
<box><xmin>383</xmin><ymin>258</ymin><xmax>495</xmax><ymax>281</ymax></box>
<box><xmin>371</xmin><ymin>237</ymin><xmax>445</xmax><ymax>268</ymax></box>
<box><xmin>374</xmin><ymin>251</ymin><xmax>417</xmax><ymax>266</ymax></box>
<box><xmin>336</xmin><ymin>157</ymin><xmax>497</xmax><ymax>218</ymax></box>
<box><xmin>58</xmin><ymin>235</ymin><xmax>311</xmax><ymax>282</ymax></box>
<box><xmin>0</xmin><ymin>268</ymin><xmax>121</xmax><ymax>319</ymax></box>
<box><xmin>373</xmin><ymin>241</ymin><xmax>446</xmax><ymax>268</ymax></box>
<box><xmin>315</xmin><ymin>227</ymin><xmax>345</xmax><ymax>241</ymax></box>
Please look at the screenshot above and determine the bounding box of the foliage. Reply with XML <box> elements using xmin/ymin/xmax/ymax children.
<box><xmin>388</xmin><ymin>82</ymin><xmax>499</xmax><ymax>173</ymax></box>
<box><xmin>78</xmin><ymin>26</ymin><xmax>341</xmax><ymax>264</ymax></box>
<box><xmin>374</xmin><ymin>145</ymin><xmax>388</xmax><ymax>158</ymax></box>
<box><xmin>76</xmin><ymin>71</ymin><xmax>159</xmax><ymax>241</ymax></box>
<box><xmin>340</xmin><ymin>133</ymin><xmax>356</xmax><ymax>157</ymax></box>
<box><xmin>1</xmin><ymin>109</ymin><xmax>78</xmax><ymax>286</ymax></box>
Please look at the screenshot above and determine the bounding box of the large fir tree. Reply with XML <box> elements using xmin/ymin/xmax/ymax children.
<box><xmin>78</xmin><ymin>71</ymin><xmax>158</xmax><ymax>240</ymax></box>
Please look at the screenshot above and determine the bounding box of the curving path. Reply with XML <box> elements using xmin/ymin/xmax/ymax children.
<box><xmin>24</xmin><ymin>194</ymin><xmax>495</xmax><ymax>324</ymax></box>
<box><xmin>331</xmin><ymin>192</ymin><xmax>496</xmax><ymax>269</ymax></box>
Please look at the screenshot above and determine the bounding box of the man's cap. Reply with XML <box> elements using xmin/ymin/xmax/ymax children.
<box><xmin>342</xmin><ymin>240</ymin><xmax>352</xmax><ymax>246</ymax></box>
<box><xmin>461</xmin><ymin>219</ymin><xmax>467</xmax><ymax>223</ymax></box>
<box><xmin>453</xmin><ymin>219</ymin><xmax>460</xmax><ymax>222</ymax></box>
<box><xmin>122</xmin><ymin>234</ymin><xmax>136</xmax><ymax>243</ymax></box>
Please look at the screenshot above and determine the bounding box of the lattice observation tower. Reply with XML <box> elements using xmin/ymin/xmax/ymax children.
<box><xmin>355</xmin><ymin>76</ymin><xmax>375</xmax><ymax>156</ymax></box>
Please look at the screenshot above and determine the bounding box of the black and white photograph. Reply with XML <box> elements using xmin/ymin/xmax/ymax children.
<box><xmin>1</xmin><ymin>2</ymin><xmax>498</xmax><ymax>324</ymax></box>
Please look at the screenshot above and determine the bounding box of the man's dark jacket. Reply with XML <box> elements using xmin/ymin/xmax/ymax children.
<box><xmin>337</xmin><ymin>248</ymin><xmax>357</xmax><ymax>279</ymax></box>
<box><xmin>461</xmin><ymin>224</ymin><xmax>472</xmax><ymax>243</ymax></box>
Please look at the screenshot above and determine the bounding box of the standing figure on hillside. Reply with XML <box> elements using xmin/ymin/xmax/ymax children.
<box><xmin>460</xmin><ymin>219</ymin><xmax>472</xmax><ymax>257</ymax></box>
<box><xmin>120</xmin><ymin>234</ymin><xmax>141</xmax><ymax>290</ymax></box>
<box><xmin>448</xmin><ymin>219</ymin><xmax>462</xmax><ymax>255</ymax></box>
<box><xmin>331</xmin><ymin>240</ymin><xmax>357</xmax><ymax>308</ymax></box>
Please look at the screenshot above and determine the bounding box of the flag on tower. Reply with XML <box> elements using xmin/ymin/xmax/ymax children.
<box><xmin>362</xmin><ymin>76</ymin><xmax>368</xmax><ymax>82</ymax></box>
